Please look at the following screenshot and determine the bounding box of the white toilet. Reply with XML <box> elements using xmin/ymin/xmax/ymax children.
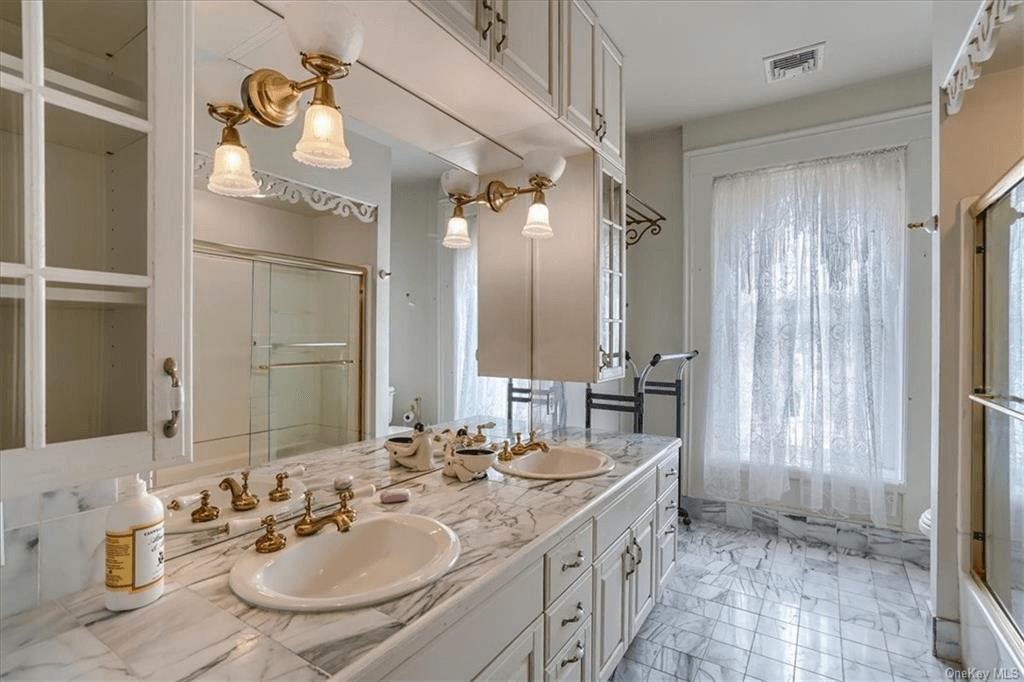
<box><xmin>385</xmin><ymin>385</ymin><xmax>407</xmax><ymax>435</ymax></box>
<box><xmin>918</xmin><ymin>507</ymin><xmax>933</xmax><ymax>536</ymax></box>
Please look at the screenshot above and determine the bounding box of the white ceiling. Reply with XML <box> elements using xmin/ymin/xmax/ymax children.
<box><xmin>594</xmin><ymin>0</ymin><xmax>933</xmax><ymax>133</ymax></box>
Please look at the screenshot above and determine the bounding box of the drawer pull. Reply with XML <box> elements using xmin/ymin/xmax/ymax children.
<box><xmin>664</xmin><ymin>525</ymin><xmax>677</xmax><ymax>536</ymax></box>
<box><xmin>561</xmin><ymin>550</ymin><xmax>585</xmax><ymax>571</ymax></box>
<box><xmin>633</xmin><ymin>538</ymin><xmax>644</xmax><ymax>566</ymax></box>
<box><xmin>664</xmin><ymin>468</ymin><xmax>678</xmax><ymax>477</ymax></box>
<box><xmin>561</xmin><ymin>641</ymin><xmax>585</xmax><ymax>667</ymax></box>
<box><xmin>625</xmin><ymin>544</ymin><xmax>636</xmax><ymax>577</ymax></box>
<box><xmin>561</xmin><ymin>602</ymin><xmax>585</xmax><ymax>627</ymax></box>
<box><xmin>665</xmin><ymin>502</ymin><xmax>677</xmax><ymax>511</ymax></box>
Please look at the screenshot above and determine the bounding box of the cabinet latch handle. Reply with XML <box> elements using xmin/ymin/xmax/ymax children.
<box><xmin>664</xmin><ymin>525</ymin><xmax>677</xmax><ymax>536</ymax></box>
<box><xmin>561</xmin><ymin>641</ymin><xmax>585</xmax><ymax>667</ymax></box>
<box><xmin>624</xmin><ymin>544</ymin><xmax>636</xmax><ymax>577</ymax></box>
<box><xmin>495</xmin><ymin>12</ymin><xmax>507</xmax><ymax>51</ymax></box>
<box><xmin>633</xmin><ymin>538</ymin><xmax>643</xmax><ymax>566</ymax></box>
<box><xmin>561</xmin><ymin>550</ymin><xmax>584</xmax><ymax>571</ymax></box>
<box><xmin>561</xmin><ymin>602</ymin><xmax>585</xmax><ymax>627</ymax></box>
<box><xmin>665</xmin><ymin>468</ymin><xmax>677</xmax><ymax>477</ymax></box>
<box><xmin>163</xmin><ymin>357</ymin><xmax>183</xmax><ymax>438</ymax></box>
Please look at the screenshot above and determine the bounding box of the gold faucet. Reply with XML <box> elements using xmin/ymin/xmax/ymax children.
<box><xmin>470</xmin><ymin>422</ymin><xmax>496</xmax><ymax>444</ymax></box>
<box><xmin>498</xmin><ymin>440</ymin><xmax>513</xmax><ymax>462</ymax></box>
<box><xmin>219</xmin><ymin>471</ymin><xmax>260</xmax><ymax>511</ymax></box>
<box><xmin>293</xmin><ymin>490</ymin><xmax>355</xmax><ymax>536</ymax></box>
<box><xmin>190</xmin><ymin>490</ymin><xmax>220</xmax><ymax>523</ymax></box>
<box><xmin>255</xmin><ymin>515</ymin><xmax>286</xmax><ymax>553</ymax></box>
<box><xmin>509</xmin><ymin>430</ymin><xmax>550</xmax><ymax>456</ymax></box>
<box><xmin>268</xmin><ymin>472</ymin><xmax>292</xmax><ymax>502</ymax></box>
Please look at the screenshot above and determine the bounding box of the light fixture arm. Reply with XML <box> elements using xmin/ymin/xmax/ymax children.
<box><xmin>450</xmin><ymin>176</ymin><xmax>555</xmax><ymax>214</ymax></box>
<box><xmin>242</xmin><ymin>52</ymin><xmax>351</xmax><ymax>128</ymax></box>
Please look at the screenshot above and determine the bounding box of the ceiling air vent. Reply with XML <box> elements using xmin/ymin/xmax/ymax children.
<box><xmin>763</xmin><ymin>42</ymin><xmax>825</xmax><ymax>83</ymax></box>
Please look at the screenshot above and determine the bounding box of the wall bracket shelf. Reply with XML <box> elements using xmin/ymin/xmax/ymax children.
<box><xmin>625</xmin><ymin>189</ymin><xmax>666</xmax><ymax>249</ymax></box>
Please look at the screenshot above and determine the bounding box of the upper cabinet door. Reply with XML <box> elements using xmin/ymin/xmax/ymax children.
<box><xmin>561</xmin><ymin>0</ymin><xmax>598</xmax><ymax>142</ymax></box>
<box><xmin>412</xmin><ymin>0</ymin><xmax>490</xmax><ymax>57</ymax></box>
<box><xmin>493</xmin><ymin>0</ymin><xmax>558</xmax><ymax>114</ymax></box>
<box><xmin>0</xmin><ymin>0</ymin><xmax>192</xmax><ymax>498</ymax></box>
<box><xmin>598</xmin><ymin>29</ymin><xmax>623</xmax><ymax>168</ymax></box>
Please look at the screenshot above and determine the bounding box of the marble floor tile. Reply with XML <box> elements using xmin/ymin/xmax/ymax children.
<box><xmin>717</xmin><ymin>605</ymin><xmax>761</xmax><ymax>631</ymax></box>
<box><xmin>888</xmin><ymin>651</ymin><xmax>953</xmax><ymax>681</ymax></box>
<box><xmin>702</xmin><ymin>640</ymin><xmax>750</xmax><ymax>676</ymax></box>
<box><xmin>796</xmin><ymin>627</ymin><xmax>843</xmax><ymax>656</ymax></box>
<box><xmin>711</xmin><ymin>621</ymin><xmax>756</xmax><ymax>650</ymax></box>
<box><xmin>798</xmin><ymin>612</ymin><xmax>841</xmax><ymax>637</ymax></box>
<box><xmin>612</xmin><ymin>657</ymin><xmax>653</xmax><ymax>681</ymax></box>
<box><xmin>759</xmin><ymin>600</ymin><xmax>800</xmax><ymax>626</ymax></box>
<box><xmin>840</xmin><ymin>620</ymin><xmax>887</xmax><ymax>648</ymax></box>
<box><xmin>714</xmin><ymin>590</ymin><xmax>764</xmax><ymax>614</ymax></box>
<box><xmin>696</xmin><ymin>659</ymin><xmax>746</xmax><ymax>682</ymax></box>
<box><xmin>795</xmin><ymin>646</ymin><xmax>844</xmax><ymax>681</ymax></box>
<box><xmin>844</xmin><ymin>640</ymin><xmax>893</xmax><ymax>672</ymax></box>
<box><xmin>754</xmin><ymin>615</ymin><xmax>798</xmax><ymax>644</ymax></box>
<box><xmin>883</xmin><ymin>631</ymin><xmax>931</xmax><ymax>660</ymax></box>
<box><xmin>745</xmin><ymin>652</ymin><xmax>794</xmax><ymax>682</ymax></box>
<box><xmin>626</xmin><ymin>637</ymin><xmax>665</xmax><ymax>667</ymax></box>
<box><xmin>843</xmin><ymin>658</ymin><xmax>894</xmax><ymax>681</ymax></box>
<box><xmin>750</xmin><ymin>632</ymin><xmax>797</xmax><ymax>665</ymax></box>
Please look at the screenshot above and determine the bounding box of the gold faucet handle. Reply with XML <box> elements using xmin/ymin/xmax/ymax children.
<box><xmin>475</xmin><ymin>421</ymin><xmax>495</xmax><ymax>435</ymax></box>
<box><xmin>498</xmin><ymin>440</ymin><xmax>513</xmax><ymax>461</ymax></box>
<box><xmin>529</xmin><ymin>429</ymin><xmax>540</xmax><ymax>442</ymax></box>
<box><xmin>190</xmin><ymin>490</ymin><xmax>221</xmax><ymax>523</ymax></box>
<box><xmin>241</xmin><ymin>470</ymin><xmax>252</xmax><ymax>493</ymax></box>
<box><xmin>514</xmin><ymin>432</ymin><xmax>523</xmax><ymax>446</ymax></box>
<box><xmin>338</xmin><ymin>489</ymin><xmax>355</xmax><ymax>507</ymax></box>
<box><xmin>302</xmin><ymin>490</ymin><xmax>315</xmax><ymax>515</ymax></box>
<box><xmin>255</xmin><ymin>515</ymin><xmax>286</xmax><ymax>553</ymax></box>
<box><xmin>269</xmin><ymin>472</ymin><xmax>291</xmax><ymax>502</ymax></box>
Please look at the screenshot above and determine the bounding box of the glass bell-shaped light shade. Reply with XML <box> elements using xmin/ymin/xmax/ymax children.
<box><xmin>522</xmin><ymin>192</ymin><xmax>553</xmax><ymax>239</ymax></box>
<box><xmin>443</xmin><ymin>210</ymin><xmax>471</xmax><ymax>249</ymax></box>
<box><xmin>207</xmin><ymin>129</ymin><xmax>260</xmax><ymax>197</ymax></box>
<box><xmin>293</xmin><ymin>102</ymin><xmax>352</xmax><ymax>169</ymax></box>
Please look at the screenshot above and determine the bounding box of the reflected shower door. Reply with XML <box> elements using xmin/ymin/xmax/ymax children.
<box><xmin>251</xmin><ymin>261</ymin><xmax>363</xmax><ymax>463</ymax></box>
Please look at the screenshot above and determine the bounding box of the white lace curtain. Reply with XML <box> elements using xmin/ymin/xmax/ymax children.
<box><xmin>453</xmin><ymin>218</ymin><xmax>509</xmax><ymax>421</ymax></box>
<box><xmin>702</xmin><ymin>147</ymin><xmax>906</xmax><ymax>526</ymax></box>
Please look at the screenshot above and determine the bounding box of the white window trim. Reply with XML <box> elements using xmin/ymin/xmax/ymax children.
<box><xmin>682</xmin><ymin>106</ymin><xmax>931</xmax><ymax>523</ymax></box>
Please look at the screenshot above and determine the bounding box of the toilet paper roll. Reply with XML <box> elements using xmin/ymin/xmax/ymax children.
<box><xmin>402</xmin><ymin>410</ymin><xmax>415</xmax><ymax>424</ymax></box>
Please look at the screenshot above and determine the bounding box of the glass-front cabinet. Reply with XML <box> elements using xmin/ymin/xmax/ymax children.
<box><xmin>597</xmin><ymin>159</ymin><xmax>625</xmax><ymax>381</ymax></box>
<box><xmin>0</xmin><ymin>0</ymin><xmax>192</xmax><ymax>497</ymax></box>
<box><xmin>970</xmin><ymin>162</ymin><xmax>1024</xmax><ymax>638</ymax></box>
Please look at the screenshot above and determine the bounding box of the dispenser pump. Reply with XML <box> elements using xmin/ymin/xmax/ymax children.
<box><xmin>104</xmin><ymin>474</ymin><xmax>165</xmax><ymax>611</ymax></box>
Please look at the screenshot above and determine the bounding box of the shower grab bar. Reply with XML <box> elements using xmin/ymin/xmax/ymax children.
<box><xmin>253</xmin><ymin>342</ymin><xmax>348</xmax><ymax>349</ymax></box>
<box><xmin>257</xmin><ymin>360</ymin><xmax>354</xmax><ymax>370</ymax></box>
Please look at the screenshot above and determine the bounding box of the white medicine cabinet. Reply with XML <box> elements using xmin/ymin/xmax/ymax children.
<box><xmin>0</xmin><ymin>0</ymin><xmax>193</xmax><ymax>498</ymax></box>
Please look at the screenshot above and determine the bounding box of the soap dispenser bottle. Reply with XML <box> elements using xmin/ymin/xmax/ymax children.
<box><xmin>105</xmin><ymin>474</ymin><xmax>165</xmax><ymax>611</ymax></box>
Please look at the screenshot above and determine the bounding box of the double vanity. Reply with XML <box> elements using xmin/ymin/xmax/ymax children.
<box><xmin>1</xmin><ymin>425</ymin><xmax>680</xmax><ymax>681</ymax></box>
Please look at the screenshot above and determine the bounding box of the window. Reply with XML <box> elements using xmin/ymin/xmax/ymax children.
<box><xmin>702</xmin><ymin>148</ymin><xmax>906</xmax><ymax>525</ymax></box>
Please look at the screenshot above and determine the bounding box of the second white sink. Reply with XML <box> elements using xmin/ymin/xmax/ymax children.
<box><xmin>229</xmin><ymin>513</ymin><xmax>460</xmax><ymax>612</ymax></box>
<box><xmin>493</xmin><ymin>446</ymin><xmax>615</xmax><ymax>480</ymax></box>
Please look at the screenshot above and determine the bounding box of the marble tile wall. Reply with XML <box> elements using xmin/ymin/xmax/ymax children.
<box><xmin>1</xmin><ymin>479</ymin><xmax>117</xmax><ymax>619</ymax></box>
<box><xmin>680</xmin><ymin>496</ymin><xmax>930</xmax><ymax>571</ymax></box>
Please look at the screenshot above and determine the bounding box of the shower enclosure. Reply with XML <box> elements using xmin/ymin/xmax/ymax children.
<box><xmin>193</xmin><ymin>241</ymin><xmax>364</xmax><ymax>472</ymax></box>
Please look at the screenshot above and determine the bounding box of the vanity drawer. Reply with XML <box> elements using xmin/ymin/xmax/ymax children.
<box><xmin>657</xmin><ymin>481</ymin><xmax>679</xmax><ymax>531</ymax></box>
<box><xmin>656</xmin><ymin>451</ymin><xmax>679</xmax><ymax>499</ymax></box>
<box><xmin>594</xmin><ymin>469</ymin><xmax>655</xmax><ymax>556</ymax></box>
<box><xmin>545</xmin><ymin>568</ymin><xmax>593</xmax><ymax>663</ymax></box>
<box><xmin>545</xmin><ymin>520</ymin><xmax>594</xmax><ymax>606</ymax></box>
<box><xmin>545</xmin><ymin>617</ymin><xmax>592</xmax><ymax>682</ymax></box>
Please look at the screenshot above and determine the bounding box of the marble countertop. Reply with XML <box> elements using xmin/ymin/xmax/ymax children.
<box><xmin>1</xmin><ymin>426</ymin><xmax>679</xmax><ymax>681</ymax></box>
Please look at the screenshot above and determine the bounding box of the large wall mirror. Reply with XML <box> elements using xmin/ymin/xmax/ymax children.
<box><xmin>165</xmin><ymin>1</ymin><xmax>536</xmax><ymax>495</ymax></box>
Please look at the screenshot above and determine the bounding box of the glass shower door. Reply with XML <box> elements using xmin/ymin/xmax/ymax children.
<box><xmin>251</xmin><ymin>262</ymin><xmax>362</xmax><ymax>462</ymax></box>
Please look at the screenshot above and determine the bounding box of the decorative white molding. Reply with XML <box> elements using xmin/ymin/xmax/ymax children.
<box><xmin>193</xmin><ymin>152</ymin><xmax>378</xmax><ymax>223</ymax></box>
<box><xmin>942</xmin><ymin>0</ymin><xmax>1023</xmax><ymax>116</ymax></box>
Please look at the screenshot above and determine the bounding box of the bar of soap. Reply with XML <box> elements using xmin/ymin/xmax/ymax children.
<box><xmin>379</xmin><ymin>489</ymin><xmax>411</xmax><ymax>504</ymax></box>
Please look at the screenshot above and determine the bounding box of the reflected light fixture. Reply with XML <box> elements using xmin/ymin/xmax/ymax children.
<box><xmin>206</xmin><ymin>104</ymin><xmax>261</xmax><ymax>197</ymax></box>
<box><xmin>440</xmin><ymin>151</ymin><xmax>566</xmax><ymax>249</ymax></box>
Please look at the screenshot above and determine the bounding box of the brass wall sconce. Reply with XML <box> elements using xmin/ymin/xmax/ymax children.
<box><xmin>441</xmin><ymin>151</ymin><xmax>567</xmax><ymax>249</ymax></box>
<box><xmin>204</xmin><ymin>1</ymin><xmax>363</xmax><ymax>197</ymax></box>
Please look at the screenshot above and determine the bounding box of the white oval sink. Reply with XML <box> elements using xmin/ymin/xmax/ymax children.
<box><xmin>229</xmin><ymin>513</ymin><xmax>460</xmax><ymax>612</ymax></box>
<box><xmin>493</xmin><ymin>446</ymin><xmax>614</xmax><ymax>480</ymax></box>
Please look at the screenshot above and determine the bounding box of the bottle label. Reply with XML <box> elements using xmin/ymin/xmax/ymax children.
<box><xmin>106</xmin><ymin>519</ymin><xmax>165</xmax><ymax>592</ymax></box>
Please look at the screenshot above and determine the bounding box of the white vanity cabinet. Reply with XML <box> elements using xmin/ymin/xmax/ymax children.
<box><xmin>592</xmin><ymin>469</ymin><xmax>659</xmax><ymax>681</ymax></box>
<box><xmin>412</xmin><ymin>0</ymin><xmax>559</xmax><ymax>114</ymax></box>
<box><xmin>0</xmin><ymin>0</ymin><xmax>193</xmax><ymax>498</ymax></box>
<box><xmin>560</xmin><ymin>0</ymin><xmax>625</xmax><ymax>169</ymax></box>
<box><xmin>478</xmin><ymin>151</ymin><xmax>626</xmax><ymax>383</ymax></box>
<box><xmin>477</xmin><ymin>616</ymin><xmax>546</xmax><ymax>681</ymax></box>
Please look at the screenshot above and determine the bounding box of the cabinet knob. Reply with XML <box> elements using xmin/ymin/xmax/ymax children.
<box><xmin>561</xmin><ymin>550</ymin><xmax>585</xmax><ymax>571</ymax></box>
